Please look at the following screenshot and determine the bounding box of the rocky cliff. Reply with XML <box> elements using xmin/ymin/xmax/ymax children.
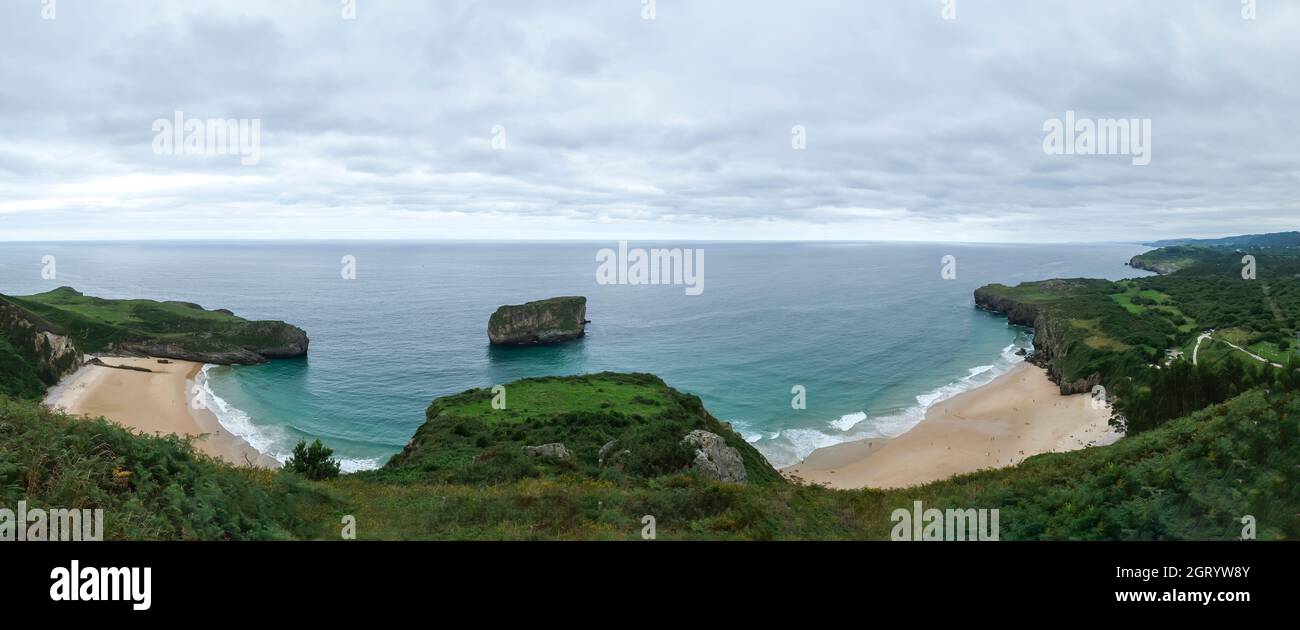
<box><xmin>974</xmin><ymin>285</ymin><xmax>1101</xmax><ymax>395</ymax></box>
<box><xmin>1128</xmin><ymin>256</ymin><xmax>1175</xmax><ymax>275</ymax></box>
<box><xmin>106</xmin><ymin>319</ymin><xmax>309</xmax><ymax>365</ymax></box>
<box><xmin>487</xmin><ymin>296</ymin><xmax>588</xmax><ymax>346</ymax></box>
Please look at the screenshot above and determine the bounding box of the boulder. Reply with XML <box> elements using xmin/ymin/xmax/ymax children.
<box><xmin>598</xmin><ymin>440</ymin><xmax>618</xmax><ymax>466</ymax></box>
<box><xmin>681</xmin><ymin>430</ymin><xmax>748</xmax><ymax>484</ymax></box>
<box><xmin>488</xmin><ymin>297</ymin><xmax>587</xmax><ymax>346</ymax></box>
<box><xmin>523</xmin><ymin>443</ymin><xmax>573</xmax><ymax>461</ymax></box>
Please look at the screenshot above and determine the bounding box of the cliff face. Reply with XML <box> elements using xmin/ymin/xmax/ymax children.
<box><xmin>974</xmin><ymin>287</ymin><xmax>1100</xmax><ymax>395</ymax></box>
<box><xmin>0</xmin><ymin>297</ymin><xmax>84</xmax><ymax>396</ymax></box>
<box><xmin>488</xmin><ymin>296</ymin><xmax>587</xmax><ymax>346</ymax></box>
<box><xmin>108</xmin><ymin>320</ymin><xmax>310</xmax><ymax>365</ymax></box>
<box><xmin>972</xmin><ymin>286</ymin><xmax>1041</xmax><ymax>327</ymax></box>
<box><xmin>1128</xmin><ymin>256</ymin><xmax>1175</xmax><ymax>275</ymax></box>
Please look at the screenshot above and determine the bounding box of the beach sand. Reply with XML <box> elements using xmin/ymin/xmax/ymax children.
<box><xmin>782</xmin><ymin>363</ymin><xmax>1119</xmax><ymax>489</ymax></box>
<box><xmin>44</xmin><ymin>357</ymin><xmax>278</xmax><ymax>468</ymax></box>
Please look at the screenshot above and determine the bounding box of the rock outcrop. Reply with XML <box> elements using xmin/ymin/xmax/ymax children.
<box><xmin>682</xmin><ymin>430</ymin><xmax>748</xmax><ymax>484</ymax></box>
<box><xmin>488</xmin><ymin>296</ymin><xmax>588</xmax><ymax>346</ymax></box>
<box><xmin>1127</xmin><ymin>256</ymin><xmax>1176</xmax><ymax>275</ymax></box>
<box><xmin>523</xmin><ymin>443</ymin><xmax>573</xmax><ymax>461</ymax></box>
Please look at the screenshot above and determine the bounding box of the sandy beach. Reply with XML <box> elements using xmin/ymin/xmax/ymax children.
<box><xmin>44</xmin><ymin>357</ymin><xmax>278</xmax><ymax>468</ymax></box>
<box><xmin>783</xmin><ymin>363</ymin><xmax>1120</xmax><ymax>489</ymax></box>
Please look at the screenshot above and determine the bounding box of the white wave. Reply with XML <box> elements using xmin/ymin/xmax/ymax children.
<box><xmin>196</xmin><ymin>365</ymin><xmax>286</xmax><ymax>457</ymax></box>
<box><xmin>336</xmin><ymin>457</ymin><xmax>383</xmax><ymax>473</ymax></box>
<box><xmin>756</xmin><ymin>340</ymin><xmax>1031</xmax><ymax>469</ymax></box>
<box><xmin>195</xmin><ymin>365</ymin><xmax>381</xmax><ymax>473</ymax></box>
<box><xmin>830</xmin><ymin>411</ymin><xmax>867</xmax><ymax>431</ymax></box>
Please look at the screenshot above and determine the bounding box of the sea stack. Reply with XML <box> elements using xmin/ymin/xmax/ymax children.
<box><xmin>488</xmin><ymin>296</ymin><xmax>588</xmax><ymax>346</ymax></box>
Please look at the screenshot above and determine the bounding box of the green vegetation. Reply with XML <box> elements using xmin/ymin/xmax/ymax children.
<box><xmin>3</xmin><ymin>287</ymin><xmax>307</xmax><ymax>363</ymax></box>
<box><xmin>1129</xmin><ymin>245</ymin><xmax>1214</xmax><ymax>274</ymax></box>
<box><xmin>380</xmin><ymin>373</ymin><xmax>782</xmax><ymax>485</ymax></box>
<box><xmin>980</xmin><ymin>239</ymin><xmax>1300</xmax><ymax>438</ymax></box>
<box><xmin>0</xmin><ymin>395</ymin><xmax>327</xmax><ymax>540</ymax></box>
<box><xmin>0</xmin><ymin>335</ymin><xmax>49</xmax><ymax>400</ymax></box>
<box><xmin>4</xmin><ymin>378</ymin><xmax>1296</xmax><ymax>540</ymax></box>
<box><xmin>975</xmin><ymin>278</ymin><xmax>1179</xmax><ymax>386</ymax></box>
<box><xmin>284</xmin><ymin>439</ymin><xmax>342</xmax><ymax>481</ymax></box>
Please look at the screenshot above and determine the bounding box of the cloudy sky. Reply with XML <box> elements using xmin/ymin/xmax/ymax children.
<box><xmin>1</xmin><ymin>0</ymin><xmax>1297</xmax><ymax>242</ymax></box>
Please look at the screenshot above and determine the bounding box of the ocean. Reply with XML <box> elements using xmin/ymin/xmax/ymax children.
<box><xmin>0</xmin><ymin>241</ymin><xmax>1152</xmax><ymax>470</ymax></box>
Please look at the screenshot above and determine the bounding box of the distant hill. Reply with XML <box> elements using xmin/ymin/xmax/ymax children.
<box><xmin>1145</xmin><ymin>231</ymin><xmax>1300</xmax><ymax>249</ymax></box>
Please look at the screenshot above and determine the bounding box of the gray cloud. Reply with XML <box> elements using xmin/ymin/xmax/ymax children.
<box><xmin>1</xmin><ymin>0</ymin><xmax>1298</xmax><ymax>241</ymax></box>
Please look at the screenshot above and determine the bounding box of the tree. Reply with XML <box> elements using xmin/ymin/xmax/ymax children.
<box><xmin>283</xmin><ymin>439</ymin><xmax>341</xmax><ymax>480</ymax></box>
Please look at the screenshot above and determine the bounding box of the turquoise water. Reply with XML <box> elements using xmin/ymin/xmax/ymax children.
<box><xmin>0</xmin><ymin>241</ymin><xmax>1152</xmax><ymax>469</ymax></box>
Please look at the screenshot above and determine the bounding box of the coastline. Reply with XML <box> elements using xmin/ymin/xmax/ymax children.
<box><xmin>782</xmin><ymin>362</ymin><xmax>1120</xmax><ymax>489</ymax></box>
<box><xmin>43</xmin><ymin>357</ymin><xmax>279</xmax><ymax>468</ymax></box>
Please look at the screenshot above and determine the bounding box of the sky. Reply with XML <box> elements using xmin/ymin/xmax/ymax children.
<box><xmin>0</xmin><ymin>0</ymin><xmax>1297</xmax><ymax>243</ymax></box>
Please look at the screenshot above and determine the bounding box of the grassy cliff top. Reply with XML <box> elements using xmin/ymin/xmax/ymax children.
<box><xmin>379</xmin><ymin>372</ymin><xmax>783</xmax><ymax>485</ymax></box>
<box><xmin>3</xmin><ymin>286</ymin><xmax>307</xmax><ymax>360</ymax></box>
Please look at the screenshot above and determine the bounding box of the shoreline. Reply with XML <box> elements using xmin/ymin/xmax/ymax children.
<box><xmin>782</xmin><ymin>362</ymin><xmax>1120</xmax><ymax>489</ymax></box>
<box><xmin>44</xmin><ymin>356</ymin><xmax>279</xmax><ymax>468</ymax></box>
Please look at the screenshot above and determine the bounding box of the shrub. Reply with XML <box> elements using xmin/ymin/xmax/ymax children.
<box><xmin>283</xmin><ymin>439</ymin><xmax>341</xmax><ymax>480</ymax></box>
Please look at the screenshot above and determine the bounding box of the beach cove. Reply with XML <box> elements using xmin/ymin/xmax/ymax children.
<box><xmin>783</xmin><ymin>362</ymin><xmax>1120</xmax><ymax>489</ymax></box>
<box><xmin>44</xmin><ymin>357</ymin><xmax>277</xmax><ymax>468</ymax></box>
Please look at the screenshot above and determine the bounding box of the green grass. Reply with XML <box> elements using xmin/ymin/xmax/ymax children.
<box><xmin>1216</xmin><ymin>327</ymin><xmax>1297</xmax><ymax>364</ymax></box>
<box><xmin>379</xmin><ymin>372</ymin><xmax>784</xmax><ymax>486</ymax></box>
<box><xmin>440</xmin><ymin>376</ymin><xmax>667</xmax><ymax>423</ymax></box>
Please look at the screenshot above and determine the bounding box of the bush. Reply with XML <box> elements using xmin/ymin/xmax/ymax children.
<box><xmin>284</xmin><ymin>439</ymin><xmax>341</xmax><ymax>480</ymax></box>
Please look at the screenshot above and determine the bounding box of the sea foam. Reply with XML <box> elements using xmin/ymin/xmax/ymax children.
<box><xmin>196</xmin><ymin>365</ymin><xmax>382</xmax><ymax>473</ymax></box>
<box><xmin>756</xmin><ymin>342</ymin><xmax>1028</xmax><ymax>469</ymax></box>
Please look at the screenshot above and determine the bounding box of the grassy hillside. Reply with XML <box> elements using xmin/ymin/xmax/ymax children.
<box><xmin>0</xmin><ymin>395</ymin><xmax>328</xmax><ymax>540</ymax></box>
